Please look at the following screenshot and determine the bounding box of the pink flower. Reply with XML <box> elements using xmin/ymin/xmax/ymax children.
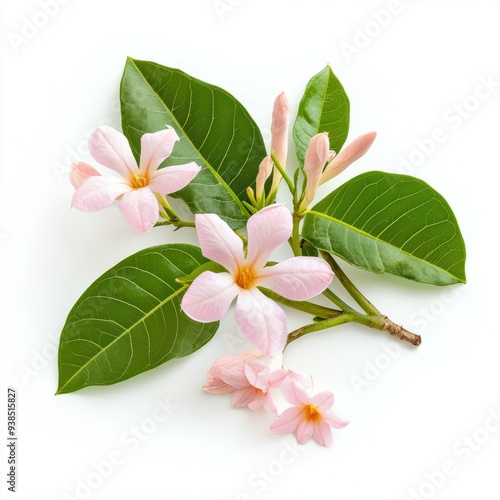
<box><xmin>320</xmin><ymin>131</ymin><xmax>377</xmax><ymax>185</ymax></box>
<box><xmin>70</xmin><ymin>125</ymin><xmax>201</xmax><ymax>232</ymax></box>
<box><xmin>181</xmin><ymin>204</ymin><xmax>333</xmax><ymax>355</ymax></box>
<box><xmin>270</xmin><ymin>381</ymin><xmax>348</xmax><ymax>447</ymax></box>
<box><xmin>218</xmin><ymin>356</ymin><xmax>278</xmax><ymax>414</ymax></box>
<box><xmin>203</xmin><ymin>349</ymin><xmax>261</xmax><ymax>395</ymax></box>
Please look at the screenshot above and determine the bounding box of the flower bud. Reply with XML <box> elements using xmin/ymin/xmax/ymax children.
<box><xmin>255</xmin><ymin>156</ymin><xmax>273</xmax><ymax>205</ymax></box>
<box><xmin>320</xmin><ymin>131</ymin><xmax>377</xmax><ymax>185</ymax></box>
<box><xmin>203</xmin><ymin>349</ymin><xmax>261</xmax><ymax>394</ymax></box>
<box><xmin>300</xmin><ymin>133</ymin><xmax>330</xmax><ymax>211</ymax></box>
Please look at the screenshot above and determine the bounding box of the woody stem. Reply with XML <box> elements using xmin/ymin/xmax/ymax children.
<box><xmin>287</xmin><ymin>312</ymin><xmax>421</xmax><ymax>346</ymax></box>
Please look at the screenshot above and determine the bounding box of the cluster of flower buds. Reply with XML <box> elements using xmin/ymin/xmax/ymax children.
<box><xmin>246</xmin><ymin>90</ymin><xmax>376</xmax><ymax>217</ymax></box>
<box><xmin>247</xmin><ymin>93</ymin><xmax>289</xmax><ymax>211</ymax></box>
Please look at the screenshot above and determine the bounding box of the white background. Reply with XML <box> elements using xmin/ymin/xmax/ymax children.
<box><xmin>1</xmin><ymin>1</ymin><xmax>499</xmax><ymax>499</ymax></box>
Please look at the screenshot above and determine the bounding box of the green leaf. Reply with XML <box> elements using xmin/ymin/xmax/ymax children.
<box><xmin>57</xmin><ymin>244</ymin><xmax>218</xmax><ymax>394</ymax></box>
<box><xmin>292</xmin><ymin>65</ymin><xmax>350</xmax><ymax>167</ymax></box>
<box><xmin>302</xmin><ymin>171</ymin><xmax>466</xmax><ymax>285</ymax></box>
<box><xmin>120</xmin><ymin>58</ymin><xmax>267</xmax><ymax>229</ymax></box>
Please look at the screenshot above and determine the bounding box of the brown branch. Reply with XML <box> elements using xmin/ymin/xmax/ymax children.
<box><xmin>382</xmin><ymin>316</ymin><xmax>422</xmax><ymax>346</ymax></box>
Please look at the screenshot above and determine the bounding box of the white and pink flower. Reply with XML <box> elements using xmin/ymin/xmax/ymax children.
<box><xmin>270</xmin><ymin>379</ymin><xmax>348</xmax><ymax>447</ymax></box>
<box><xmin>181</xmin><ymin>204</ymin><xmax>333</xmax><ymax>355</ymax></box>
<box><xmin>70</xmin><ymin>125</ymin><xmax>201</xmax><ymax>233</ymax></box>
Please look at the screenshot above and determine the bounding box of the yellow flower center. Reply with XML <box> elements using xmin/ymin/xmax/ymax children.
<box><xmin>236</xmin><ymin>268</ymin><xmax>255</xmax><ymax>289</ymax></box>
<box><xmin>130</xmin><ymin>174</ymin><xmax>149</xmax><ymax>188</ymax></box>
<box><xmin>302</xmin><ymin>404</ymin><xmax>321</xmax><ymax>422</ymax></box>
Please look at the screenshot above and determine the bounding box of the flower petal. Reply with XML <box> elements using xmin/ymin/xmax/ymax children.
<box><xmin>194</xmin><ymin>214</ymin><xmax>244</xmax><ymax>275</ymax></box>
<box><xmin>280</xmin><ymin>377</ymin><xmax>311</xmax><ymax>406</ymax></box>
<box><xmin>244</xmin><ymin>357</ymin><xmax>271</xmax><ymax>392</ymax></box>
<box><xmin>270</xmin><ymin>407</ymin><xmax>303</xmax><ymax>436</ymax></box>
<box><xmin>324</xmin><ymin>413</ymin><xmax>349</xmax><ymax>429</ymax></box>
<box><xmin>269</xmin><ymin>370</ymin><xmax>314</xmax><ymax>392</ymax></box>
<box><xmin>148</xmin><ymin>162</ymin><xmax>201</xmax><ymax>195</ymax></box>
<box><xmin>203</xmin><ymin>351</ymin><xmax>260</xmax><ymax>394</ymax></box>
<box><xmin>118</xmin><ymin>188</ymin><xmax>159</xmax><ymax>232</ymax></box>
<box><xmin>310</xmin><ymin>391</ymin><xmax>334</xmax><ymax>411</ymax></box>
<box><xmin>69</xmin><ymin>162</ymin><xmax>101</xmax><ymax>189</ymax></box>
<box><xmin>232</xmin><ymin>386</ymin><xmax>259</xmax><ymax>409</ymax></box>
<box><xmin>313</xmin><ymin>421</ymin><xmax>333</xmax><ymax>447</ymax></box>
<box><xmin>296</xmin><ymin>419</ymin><xmax>315</xmax><ymax>444</ymax></box>
<box><xmin>139</xmin><ymin>127</ymin><xmax>180</xmax><ymax>176</ymax></box>
<box><xmin>246</xmin><ymin>390</ymin><xmax>275</xmax><ymax>413</ymax></box>
<box><xmin>88</xmin><ymin>126</ymin><xmax>138</xmax><ymax>178</ymax></box>
<box><xmin>320</xmin><ymin>131</ymin><xmax>377</xmax><ymax>185</ymax></box>
<box><xmin>219</xmin><ymin>363</ymin><xmax>249</xmax><ymax>390</ymax></box>
<box><xmin>202</xmin><ymin>379</ymin><xmax>235</xmax><ymax>395</ymax></box>
<box><xmin>257</xmin><ymin>257</ymin><xmax>333</xmax><ymax>301</ymax></box>
<box><xmin>181</xmin><ymin>271</ymin><xmax>239</xmax><ymax>323</ymax></box>
<box><xmin>71</xmin><ymin>176</ymin><xmax>131</xmax><ymax>212</ymax></box>
<box><xmin>268</xmin><ymin>369</ymin><xmax>290</xmax><ymax>388</ymax></box>
<box><xmin>234</xmin><ymin>288</ymin><xmax>287</xmax><ymax>355</ymax></box>
<box><xmin>246</xmin><ymin>205</ymin><xmax>292</xmax><ymax>270</ymax></box>
<box><xmin>261</xmin><ymin>393</ymin><xmax>278</xmax><ymax>415</ymax></box>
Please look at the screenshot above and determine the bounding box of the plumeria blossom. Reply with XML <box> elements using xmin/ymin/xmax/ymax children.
<box><xmin>70</xmin><ymin>125</ymin><xmax>201</xmax><ymax>232</ymax></box>
<box><xmin>181</xmin><ymin>204</ymin><xmax>333</xmax><ymax>355</ymax></box>
<box><xmin>217</xmin><ymin>355</ymin><xmax>281</xmax><ymax>414</ymax></box>
<box><xmin>270</xmin><ymin>379</ymin><xmax>348</xmax><ymax>447</ymax></box>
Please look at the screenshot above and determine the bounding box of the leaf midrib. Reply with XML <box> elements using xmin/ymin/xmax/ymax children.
<box><xmin>56</xmin><ymin>283</ymin><xmax>187</xmax><ymax>394</ymax></box>
<box><xmin>306</xmin><ymin>210</ymin><xmax>463</xmax><ymax>282</ymax></box>
<box><xmin>318</xmin><ymin>67</ymin><xmax>338</xmax><ymax>135</ymax></box>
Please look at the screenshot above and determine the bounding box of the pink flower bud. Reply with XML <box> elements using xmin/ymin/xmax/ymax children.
<box><xmin>255</xmin><ymin>156</ymin><xmax>273</xmax><ymax>204</ymax></box>
<box><xmin>270</xmin><ymin>93</ymin><xmax>290</xmax><ymax>194</ymax></box>
<box><xmin>271</xmin><ymin>92</ymin><xmax>289</xmax><ymax>168</ymax></box>
<box><xmin>300</xmin><ymin>133</ymin><xmax>330</xmax><ymax>210</ymax></box>
<box><xmin>320</xmin><ymin>131</ymin><xmax>377</xmax><ymax>185</ymax></box>
<box><xmin>202</xmin><ymin>349</ymin><xmax>261</xmax><ymax>394</ymax></box>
